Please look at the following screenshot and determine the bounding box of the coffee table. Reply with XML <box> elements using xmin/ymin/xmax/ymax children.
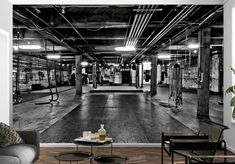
<box><xmin>73</xmin><ymin>138</ymin><xmax>128</xmax><ymax>164</ymax></box>
<box><xmin>55</xmin><ymin>151</ymin><xmax>92</xmax><ymax>164</ymax></box>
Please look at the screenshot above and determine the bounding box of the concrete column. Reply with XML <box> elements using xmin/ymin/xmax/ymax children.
<box><xmin>197</xmin><ymin>27</ymin><xmax>211</xmax><ymax>118</ymax></box>
<box><xmin>92</xmin><ymin>62</ymin><xmax>97</xmax><ymax>88</ymax></box>
<box><xmin>136</xmin><ymin>64</ymin><xmax>139</xmax><ymax>88</ymax></box>
<box><xmin>75</xmin><ymin>55</ymin><xmax>82</xmax><ymax>94</ymax></box>
<box><xmin>150</xmin><ymin>55</ymin><xmax>158</xmax><ymax>95</ymax></box>
<box><xmin>140</xmin><ymin>63</ymin><xmax>143</xmax><ymax>88</ymax></box>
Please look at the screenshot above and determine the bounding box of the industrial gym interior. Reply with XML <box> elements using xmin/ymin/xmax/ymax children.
<box><xmin>12</xmin><ymin>4</ymin><xmax>225</xmax><ymax>143</ymax></box>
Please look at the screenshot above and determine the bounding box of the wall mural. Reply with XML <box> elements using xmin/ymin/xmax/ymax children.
<box><xmin>13</xmin><ymin>4</ymin><xmax>223</xmax><ymax>143</ymax></box>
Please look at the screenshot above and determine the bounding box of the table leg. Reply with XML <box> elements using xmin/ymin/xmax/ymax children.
<box><xmin>111</xmin><ymin>143</ymin><xmax>113</xmax><ymax>156</ymax></box>
<box><xmin>90</xmin><ymin>146</ymin><xmax>93</xmax><ymax>164</ymax></box>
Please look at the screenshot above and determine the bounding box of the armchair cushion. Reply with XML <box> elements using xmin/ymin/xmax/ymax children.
<box><xmin>0</xmin><ymin>122</ymin><xmax>24</xmax><ymax>148</ymax></box>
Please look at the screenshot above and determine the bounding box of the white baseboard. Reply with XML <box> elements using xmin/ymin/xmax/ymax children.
<box><xmin>40</xmin><ymin>143</ymin><xmax>161</xmax><ymax>147</ymax></box>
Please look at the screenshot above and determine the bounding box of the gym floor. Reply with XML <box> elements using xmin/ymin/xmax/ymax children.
<box><xmin>13</xmin><ymin>85</ymin><xmax>223</xmax><ymax>143</ymax></box>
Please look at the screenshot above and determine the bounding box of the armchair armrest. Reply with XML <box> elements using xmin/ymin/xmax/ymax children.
<box><xmin>170</xmin><ymin>139</ymin><xmax>216</xmax><ymax>150</ymax></box>
<box><xmin>17</xmin><ymin>130</ymin><xmax>40</xmax><ymax>161</ymax></box>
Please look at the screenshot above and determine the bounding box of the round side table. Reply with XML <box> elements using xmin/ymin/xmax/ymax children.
<box><xmin>55</xmin><ymin>151</ymin><xmax>92</xmax><ymax>164</ymax></box>
<box><xmin>94</xmin><ymin>155</ymin><xmax>128</xmax><ymax>164</ymax></box>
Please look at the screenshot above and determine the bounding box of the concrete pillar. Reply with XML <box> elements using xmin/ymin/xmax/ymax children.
<box><xmin>197</xmin><ymin>27</ymin><xmax>211</xmax><ymax>118</ymax></box>
<box><xmin>92</xmin><ymin>62</ymin><xmax>97</xmax><ymax>88</ymax></box>
<box><xmin>150</xmin><ymin>55</ymin><xmax>158</xmax><ymax>95</ymax></box>
<box><xmin>139</xmin><ymin>63</ymin><xmax>144</xmax><ymax>88</ymax></box>
<box><xmin>75</xmin><ymin>55</ymin><xmax>82</xmax><ymax>94</ymax></box>
<box><xmin>136</xmin><ymin>64</ymin><xmax>139</xmax><ymax>88</ymax></box>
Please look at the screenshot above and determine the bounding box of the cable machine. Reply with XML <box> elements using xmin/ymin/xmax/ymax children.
<box><xmin>35</xmin><ymin>40</ymin><xmax>59</xmax><ymax>105</ymax></box>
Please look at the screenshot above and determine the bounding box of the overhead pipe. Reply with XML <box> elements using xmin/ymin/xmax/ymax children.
<box><xmin>129</xmin><ymin>5</ymin><xmax>151</xmax><ymax>46</ymax></box>
<box><xmin>127</xmin><ymin>5</ymin><xmax>148</xmax><ymax>47</ymax></box>
<box><xmin>150</xmin><ymin>6</ymin><xmax>196</xmax><ymax>47</ymax></box>
<box><xmin>142</xmin><ymin>6</ymin><xmax>177</xmax><ymax>46</ymax></box>
<box><xmin>53</xmin><ymin>5</ymin><xmax>98</xmax><ymax>61</ymax></box>
<box><xmin>14</xmin><ymin>10</ymin><xmax>75</xmax><ymax>51</ymax></box>
<box><xmin>147</xmin><ymin>6</ymin><xmax>195</xmax><ymax>48</ymax></box>
<box><xmin>126</xmin><ymin>5</ymin><xmax>143</xmax><ymax>47</ymax></box>
<box><xmin>126</xmin><ymin>5</ymin><xmax>156</xmax><ymax>47</ymax></box>
<box><xmin>198</xmin><ymin>6</ymin><xmax>223</xmax><ymax>26</ymax></box>
<box><xmin>131</xmin><ymin>5</ymin><xmax>157</xmax><ymax>47</ymax></box>
<box><xmin>131</xmin><ymin>5</ymin><xmax>156</xmax><ymax>46</ymax></box>
<box><xmin>154</xmin><ymin>6</ymin><xmax>223</xmax><ymax>54</ymax></box>
<box><xmin>123</xmin><ymin>10</ymin><xmax>134</xmax><ymax>46</ymax></box>
<box><xmin>131</xmin><ymin>5</ymin><xmax>197</xmax><ymax>62</ymax></box>
<box><xmin>130</xmin><ymin>6</ymin><xmax>190</xmax><ymax>61</ymax></box>
<box><xmin>16</xmin><ymin>8</ymin><xmax>96</xmax><ymax>61</ymax></box>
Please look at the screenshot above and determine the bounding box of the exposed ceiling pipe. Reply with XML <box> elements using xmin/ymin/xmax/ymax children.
<box><xmin>53</xmin><ymin>5</ymin><xmax>98</xmax><ymax>62</ymax></box>
<box><xmin>147</xmin><ymin>6</ymin><xmax>195</xmax><ymax>48</ymax></box>
<box><xmin>130</xmin><ymin>5</ymin><xmax>197</xmax><ymax>62</ymax></box>
<box><xmin>151</xmin><ymin>6</ymin><xmax>196</xmax><ymax>46</ymax></box>
<box><xmin>142</xmin><ymin>6</ymin><xmax>177</xmax><ymax>46</ymax></box>
<box><xmin>154</xmin><ymin>6</ymin><xmax>223</xmax><ymax>54</ymax></box>
<box><xmin>198</xmin><ymin>6</ymin><xmax>223</xmax><ymax>26</ymax></box>
<box><xmin>127</xmin><ymin>5</ymin><xmax>148</xmax><ymax>47</ymax></box>
<box><xmin>123</xmin><ymin>11</ymin><xmax>134</xmax><ymax>46</ymax></box>
<box><xmin>126</xmin><ymin>5</ymin><xmax>156</xmax><ymax>47</ymax></box>
<box><xmin>15</xmin><ymin>8</ymin><xmax>95</xmax><ymax>61</ymax></box>
<box><xmin>125</xmin><ymin>5</ymin><xmax>142</xmax><ymax>47</ymax></box>
<box><xmin>131</xmin><ymin>5</ymin><xmax>156</xmax><ymax>47</ymax></box>
<box><xmin>14</xmin><ymin>10</ymin><xmax>74</xmax><ymax>51</ymax></box>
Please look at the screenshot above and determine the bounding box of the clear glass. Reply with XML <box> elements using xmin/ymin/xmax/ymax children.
<box><xmin>98</xmin><ymin>124</ymin><xmax>106</xmax><ymax>140</ymax></box>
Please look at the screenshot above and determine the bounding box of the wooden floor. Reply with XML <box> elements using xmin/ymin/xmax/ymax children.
<box><xmin>38</xmin><ymin>147</ymin><xmax>234</xmax><ymax>164</ymax></box>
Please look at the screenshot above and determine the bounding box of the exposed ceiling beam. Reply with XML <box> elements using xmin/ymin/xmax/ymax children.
<box><xmin>13</xmin><ymin>0</ymin><xmax>224</xmax><ymax>5</ymax></box>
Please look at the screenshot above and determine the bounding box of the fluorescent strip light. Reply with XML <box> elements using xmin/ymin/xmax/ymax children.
<box><xmin>81</xmin><ymin>61</ymin><xmax>89</xmax><ymax>67</ymax></box>
<box><xmin>115</xmin><ymin>46</ymin><xmax>135</xmax><ymax>51</ymax></box>
<box><xmin>188</xmin><ymin>44</ymin><xmax>199</xmax><ymax>49</ymax></box>
<box><xmin>46</xmin><ymin>55</ymin><xmax>61</xmax><ymax>59</ymax></box>
<box><xmin>13</xmin><ymin>46</ymin><xmax>19</xmax><ymax>51</ymax></box>
<box><xmin>158</xmin><ymin>55</ymin><xmax>171</xmax><ymax>59</ymax></box>
<box><xmin>19</xmin><ymin>45</ymin><xmax>42</xmax><ymax>50</ymax></box>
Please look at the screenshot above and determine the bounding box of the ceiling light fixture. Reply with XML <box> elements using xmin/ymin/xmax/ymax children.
<box><xmin>115</xmin><ymin>46</ymin><xmax>135</xmax><ymax>51</ymax></box>
<box><xmin>46</xmin><ymin>55</ymin><xmax>61</xmax><ymax>59</ymax></box>
<box><xmin>19</xmin><ymin>45</ymin><xmax>42</xmax><ymax>50</ymax></box>
<box><xmin>81</xmin><ymin>61</ymin><xmax>89</xmax><ymax>67</ymax></box>
<box><xmin>158</xmin><ymin>55</ymin><xmax>171</xmax><ymax>59</ymax></box>
<box><xmin>13</xmin><ymin>46</ymin><xmax>19</xmax><ymax>51</ymax></box>
<box><xmin>188</xmin><ymin>44</ymin><xmax>200</xmax><ymax>49</ymax></box>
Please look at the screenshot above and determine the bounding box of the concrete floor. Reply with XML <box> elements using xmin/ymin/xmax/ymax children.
<box><xmin>13</xmin><ymin>85</ymin><xmax>223</xmax><ymax>143</ymax></box>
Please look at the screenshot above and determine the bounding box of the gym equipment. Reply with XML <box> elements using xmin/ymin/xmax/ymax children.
<box><xmin>35</xmin><ymin>41</ymin><xmax>59</xmax><ymax>105</ymax></box>
<box><xmin>168</xmin><ymin>62</ymin><xmax>183</xmax><ymax>109</ymax></box>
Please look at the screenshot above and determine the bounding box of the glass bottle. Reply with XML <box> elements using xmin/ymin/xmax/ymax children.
<box><xmin>98</xmin><ymin>124</ymin><xmax>106</xmax><ymax>141</ymax></box>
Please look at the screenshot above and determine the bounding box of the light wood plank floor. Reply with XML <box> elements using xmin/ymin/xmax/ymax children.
<box><xmin>38</xmin><ymin>147</ymin><xmax>234</xmax><ymax>164</ymax></box>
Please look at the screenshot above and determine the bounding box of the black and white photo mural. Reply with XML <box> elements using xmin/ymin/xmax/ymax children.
<box><xmin>13</xmin><ymin>4</ymin><xmax>224</xmax><ymax>143</ymax></box>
